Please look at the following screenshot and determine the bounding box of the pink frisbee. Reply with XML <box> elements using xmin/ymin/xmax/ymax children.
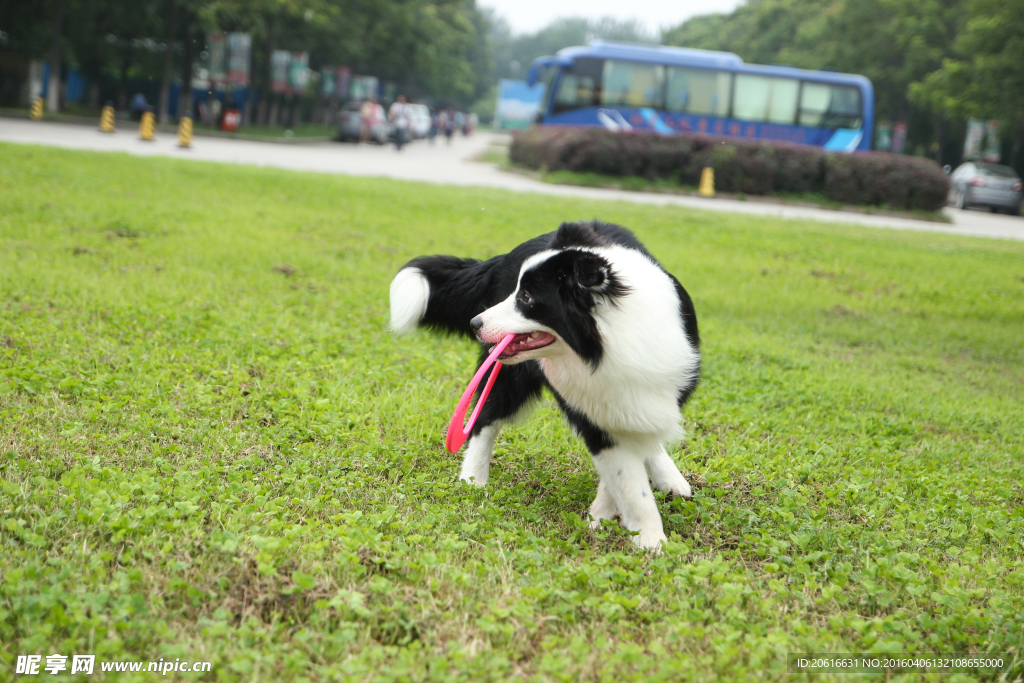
<box><xmin>446</xmin><ymin>333</ymin><xmax>516</xmax><ymax>453</ymax></box>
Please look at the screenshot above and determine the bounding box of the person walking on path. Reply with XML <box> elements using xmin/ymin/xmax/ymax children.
<box><xmin>443</xmin><ymin>108</ymin><xmax>455</xmax><ymax>145</ymax></box>
<box><xmin>130</xmin><ymin>93</ymin><xmax>149</xmax><ymax>122</ymax></box>
<box><xmin>389</xmin><ymin>95</ymin><xmax>411</xmax><ymax>151</ymax></box>
<box><xmin>437</xmin><ymin>110</ymin><xmax>449</xmax><ymax>145</ymax></box>
<box><xmin>359</xmin><ymin>97</ymin><xmax>377</xmax><ymax>144</ymax></box>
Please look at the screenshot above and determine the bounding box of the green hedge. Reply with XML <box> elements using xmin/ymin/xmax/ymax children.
<box><xmin>510</xmin><ymin>127</ymin><xmax>950</xmax><ymax>212</ymax></box>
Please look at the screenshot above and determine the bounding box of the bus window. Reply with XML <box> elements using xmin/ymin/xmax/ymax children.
<box><xmin>733</xmin><ymin>75</ymin><xmax>799</xmax><ymax>124</ymax></box>
<box><xmin>665</xmin><ymin>67</ymin><xmax>731</xmax><ymax>116</ymax></box>
<box><xmin>799</xmin><ymin>83</ymin><xmax>862</xmax><ymax>128</ymax></box>
<box><xmin>601</xmin><ymin>60</ymin><xmax>664</xmax><ymax>108</ymax></box>
<box><xmin>555</xmin><ymin>74</ymin><xmax>596</xmax><ymax>111</ymax></box>
<box><xmin>767</xmin><ymin>78</ymin><xmax>798</xmax><ymax>124</ymax></box>
<box><xmin>552</xmin><ymin>58</ymin><xmax>603</xmax><ymax>114</ymax></box>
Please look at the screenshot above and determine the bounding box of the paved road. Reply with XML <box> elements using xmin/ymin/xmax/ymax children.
<box><xmin>3</xmin><ymin>118</ymin><xmax>1023</xmax><ymax>242</ymax></box>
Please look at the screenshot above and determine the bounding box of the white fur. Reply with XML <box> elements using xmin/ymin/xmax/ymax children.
<box><xmin>459</xmin><ymin>423</ymin><xmax>500</xmax><ymax>485</ymax></box>
<box><xmin>645</xmin><ymin>446</ymin><xmax>692</xmax><ymax>499</ymax></box>
<box><xmin>389</xmin><ymin>268</ymin><xmax>430</xmax><ymax>334</ymax></box>
<box><xmin>472</xmin><ymin>245</ymin><xmax>699</xmax><ymax>551</ymax></box>
<box><xmin>589</xmin><ymin>438</ymin><xmax>667</xmax><ymax>549</ymax></box>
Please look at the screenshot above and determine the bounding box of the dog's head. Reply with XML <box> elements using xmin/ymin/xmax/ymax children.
<box><xmin>471</xmin><ymin>248</ymin><xmax>629</xmax><ymax>368</ymax></box>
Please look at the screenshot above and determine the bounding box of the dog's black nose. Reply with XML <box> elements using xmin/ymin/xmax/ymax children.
<box><xmin>470</xmin><ymin>316</ymin><xmax>483</xmax><ymax>331</ymax></box>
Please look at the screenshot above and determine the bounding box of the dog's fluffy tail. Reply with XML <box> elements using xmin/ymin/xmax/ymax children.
<box><xmin>389</xmin><ymin>255</ymin><xmax>489</xmax><ymax>338</ymax></box>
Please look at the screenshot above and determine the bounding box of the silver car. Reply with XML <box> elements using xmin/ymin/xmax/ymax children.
<box><xmin>948</xmin><ymin>162</ymin><xmax>1022</xmax><ymax>215</ymax></box>
<box><xmin>337</xmin><ymin>100</ymin><xmax>387</xmax><ymax>144</ymax></box>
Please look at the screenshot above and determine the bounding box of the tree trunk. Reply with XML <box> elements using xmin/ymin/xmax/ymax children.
<box><xmin>118</xmin><ymin>51</ymin><xmax>130</xmax><ymax>111</ymax></box>
<box><xmin>1011</xmin><ymin>122</ymin><xmax>1022</xmax><ymax>170</ymax></box>
<box><xmin>257</xmin><ymin>21</ymin><xmax>275</xmax><ymax>127</ymax></box>
<box><xmin>46</xmin><ymin>0</ymin><xmax>65</xmax><ymax>113</ymax></box>
<box><xmin>177</xmin><ymin>16</ymin><xmax>194</xmax><ymax>119</ymax></box>
<box><xmin>158</xmin><ymin>2</ymin><xmax>177</xmax><ymax>124</ymax></box>
<box><xmin>269</xmin><ymin>96</ymin><xmax>279</xmax><ymax>126</ymax></box>
<box><xmin>932</xmin><ymin>114</ymin><xmax>945</xmax><ymax>166</ymax></box>
<box><xmin>242</xmin><ymin>90</ymin><xmax>252</xmax><ymax>126</ymax></box>
<box><xmin>257</xmin><ymin>96</ymin><xmax>268</xmax><ymax>126</ymax></box>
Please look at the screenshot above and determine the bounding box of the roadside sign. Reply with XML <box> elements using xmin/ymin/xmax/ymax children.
<box><xmin>271</xmin><ymin>51</ymin><xmax>291</xmax><ymax>93</ymax></box>
<box><xmin>288</xmin><ymin>53</ymin><xmax>309</xmax><ymax>94</ymax></box>
<box><xmin>226</xmin><ymin>33</ymin><xmax>251</xmax><ymax>86</ymax></box>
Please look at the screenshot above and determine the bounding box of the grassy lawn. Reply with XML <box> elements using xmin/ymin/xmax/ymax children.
<box><xmin>1</xmin><ymin>143</ymin><xmax>1023</xmax><ymax>682</ymax></box>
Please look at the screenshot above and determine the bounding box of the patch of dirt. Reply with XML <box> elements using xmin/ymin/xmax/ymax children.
<box><xmin>825</xmin><ymin>304</ymin><xmax>863</xmax><ymax>318</ymax></box>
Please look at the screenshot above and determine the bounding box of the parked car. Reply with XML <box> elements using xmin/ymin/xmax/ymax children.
<box><xmin>337</xmin><ymin>100</ymin><xmax>387</xmax><ymax>144</ymax></box>
<box><xmin>409</xmin><ymin>104</ymin><xmax>431</xmax><ymax>139</ymax></box>
<box><xmin>387</xmin><ymin>103</ymin><xmax>431</xmax><ymax>141</ymax></box>
<box><xmin>947</xmin><ymin>161</ymin><xmax>1022</xmax><ymax>214</ymax></box>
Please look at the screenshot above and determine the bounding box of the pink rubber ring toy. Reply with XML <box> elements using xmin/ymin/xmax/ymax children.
<box><xmin>446</xmin><ymin>333</ymin><xmax>516</xmax><ymax>453</ymax></box>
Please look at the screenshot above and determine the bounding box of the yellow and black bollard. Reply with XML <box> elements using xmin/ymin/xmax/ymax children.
<box><xmin>698</xmin><ymin>166</ymin><xmax>715</xmax><ymax>198</ymax></box>
<box><xmin>177</xmin><ymin>116</ymin><xmax>193</xmax><ymax>148</ymax></box>
<box><xmin>99</xmin><ymin>105</ymin><xmax>115</xmax><ymax>133</ymax></box>
<box><xmin>29</xmin><ymin>97</ymin><xmax>44</xmax><ymax>120</ymax></box>
<box><xmin>139</xmin><ymin>110</ymin><xmax>155</xmax><ymax>141</ymax></box>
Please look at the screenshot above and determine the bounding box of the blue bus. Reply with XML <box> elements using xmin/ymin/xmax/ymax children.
<box><xmin>526</xmin><ymin>41</ymin><xmax>874</xmax><ymax>152</ymax></box>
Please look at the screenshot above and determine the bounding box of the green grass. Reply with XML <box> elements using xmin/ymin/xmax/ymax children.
<box><xmin>1</xmin><ymin>143</ymin><xmax>1023</xmax><ymax>682</ymax></box>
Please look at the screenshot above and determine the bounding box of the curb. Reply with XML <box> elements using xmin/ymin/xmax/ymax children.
<box><xmin>0</xmin><ymin>109</ymin><xmax>334</xmax><ymax>145</ymax></box>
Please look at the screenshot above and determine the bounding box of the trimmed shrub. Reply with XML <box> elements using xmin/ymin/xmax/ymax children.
<box><xmin>510</xmin><ymin>127</ymin><xmax>949</xmax><ymax>211</ymax></box>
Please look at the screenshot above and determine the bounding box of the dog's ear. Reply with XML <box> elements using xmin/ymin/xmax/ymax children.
<box><xmin>572</xmin><ymin>252</ymin><xmax>628</xmax><ymax>299</ymax></box>
<box><xmin>574</xmin><ymin>254</ymin><xmax>609</xmax><ymax>290</ymax></box>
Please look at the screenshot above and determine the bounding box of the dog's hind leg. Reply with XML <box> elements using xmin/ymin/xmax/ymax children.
<box><xmin>459</xmin><ymin>360</ymin><xmax>544</xmax><ymax>486</ymax></box>
<box><xmin>645</xmin><ymin>446</ymin><xmax>692</xmax><ymax>500</ymax></box>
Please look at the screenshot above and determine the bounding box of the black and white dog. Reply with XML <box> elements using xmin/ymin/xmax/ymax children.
<box><xmin>389</xmin><ymin>221</ymin><xmax>700</xmax><ymax>550</ymax></box>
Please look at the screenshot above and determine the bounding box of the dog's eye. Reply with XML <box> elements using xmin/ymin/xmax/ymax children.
<box><xmin>518</xmin><ymin>290</ymin><xmax>534</xmax><ymax>305</ymax></box>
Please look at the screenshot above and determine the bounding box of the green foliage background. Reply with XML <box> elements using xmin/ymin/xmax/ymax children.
<box><xmin>1</xmin><ymin>144</ymin><xmax>1023</xmax><ymax>680</ymax></box>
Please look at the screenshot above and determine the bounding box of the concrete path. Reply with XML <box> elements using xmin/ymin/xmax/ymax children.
<box><xmin>2</xmin><ymin>118</ymin><xmax>1022</xmax><ymax>242</ymax></box>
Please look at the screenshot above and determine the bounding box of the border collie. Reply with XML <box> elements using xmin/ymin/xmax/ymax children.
<box><xmin>389</xmin><ymin>221</ymin><xmax>700</xmax><ymax>550</ymax></box>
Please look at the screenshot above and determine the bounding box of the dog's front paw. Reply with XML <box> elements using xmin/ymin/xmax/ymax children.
<box><xmin>459</xmin><ymin>473</ymin><xmax>488</xmax><ymax>486</ymax></box>
<box><xmin>667</xmin><ymin>477</ymin><xmax>692</xmax><ymax>500</ymax></box>
<box><xmin>632</xmin><ymin>528</ymin><xmax>667</xmax><ymax>553</ymax></box>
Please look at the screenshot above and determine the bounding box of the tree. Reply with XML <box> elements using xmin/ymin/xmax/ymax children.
<box><xmin>910</xmin><ymin>0</ymin><xmax>1024</xmax><ymax>165</ymax></box>
<box><xmin>488</xmin><ymin>15</ymin><xmax>655</xmax><ymax>83</ymax></box>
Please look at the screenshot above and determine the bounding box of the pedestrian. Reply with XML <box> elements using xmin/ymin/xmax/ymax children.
<box><xmin>429</xmin><ymin>110</ymin><xmax>439</xmax><ymax>144</ymax></box>
<box><xmin>130</xmin><ymin>92</ymin><xmax>148</xmax><ymax>122</ymax></box>
<box><xmin>359</xmin><ymin>97</ymin><xmax>377</xmax><ymax>144</ymax></box>
<box><xmin>388</xmin><ymin>95</ymin><xmax>411</xmax><ymax>151</ymax></box>
<box><xmin>437</xmin><ymin>109</ymin><xmax>449</xmax><ymax>145</ymax></box>
<box><xmin>444</xmin><ymin>108</ymin><xmax>455</xmax><ymax>145</ymax></box>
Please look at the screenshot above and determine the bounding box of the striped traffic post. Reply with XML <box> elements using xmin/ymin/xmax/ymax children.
<box><xmin>29</xmin><ymin>97</ymin><xmax>43</xmax><ymax>120</ymax></box>
<box><xmin>99</xmin><ymin>105</ymin><xmax>115</xmax><ymax>133</ymax></box>
<box><xmin>139</xmin><ymin>110</ymin><xmax>155</xmax><ymax>141</ymax></box>
<box><xmin>177</xmin><ymin>116</ymin><xmax>193</xmax><ymax>148</ymax></box>
<box><xmin>699</xmin><ymin>167</ymin><xmax>715</xmax><ymax>198</ymax></box>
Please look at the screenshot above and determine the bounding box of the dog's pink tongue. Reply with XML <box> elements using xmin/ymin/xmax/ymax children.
<box><xmin>504</xmin><ymin>332</ymin><xmax>556</xmax><ymax>355</ymax></box>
